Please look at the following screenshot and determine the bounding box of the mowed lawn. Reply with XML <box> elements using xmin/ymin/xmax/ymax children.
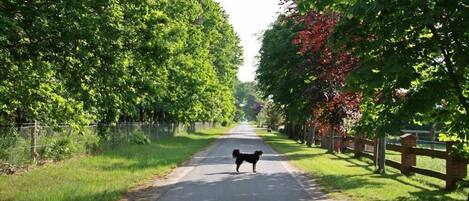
<box><xmin>257</xmin><ymin>128</ymin><xmax>468</xmax><ymax>201</ymax></box>
<box><xmin>0</xmin><ymin>126</ymin><xmax>234</xmax><ymax>201</ymax></box>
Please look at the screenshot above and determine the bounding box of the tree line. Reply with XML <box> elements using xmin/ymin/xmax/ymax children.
<box><xmin>234</xmin><ymin>81</ymin><xmax>263</xmax><ymax>122</ymax></box>
<box><xmin>256</xmin><ymin>0</ymin><xmax>469</xmax><ymax>155</ymax></box>
<box><xmin>0</xmin><ymin>0</ymin><xmax>243</xmax><ymax>132</ymax></box>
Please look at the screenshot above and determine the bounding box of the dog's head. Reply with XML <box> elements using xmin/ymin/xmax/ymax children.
<box><xmin>255</xmin><ymin>150</ymin><xmax>263</xmax><ymax>156</ymax></box>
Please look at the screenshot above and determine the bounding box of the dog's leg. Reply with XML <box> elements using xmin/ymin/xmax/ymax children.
<box><xmin>253</xmin><ymin>162</ymin><xmax>256</xmax><ymax>173</ymax></box>
<box><xmin>236</xmin><ymin>160</ymin><xmax>242</xmax><ymax>172</ymax></box>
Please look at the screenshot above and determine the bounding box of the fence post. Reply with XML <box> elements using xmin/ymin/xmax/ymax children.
<box><xmin>328</xmin><ymin>129</ymin><xmax>334</xmax><ymax>153</ymax></box>
<box><xmin>400</xmin><ymin>133</ymin><xmax>416</xmax><ymax>175</ymax></box>
<box><xmin>446</xmin><ymin>142</ymin><xmax>467</xmax><ymax>190</ymax></box>
<box><xmin>354</xmin><ymin>133</ymin><xmax>364</xmax><ymax>157</ymax></box>
<box><xmin>30</xmin><ymin>120</ymin><xmax>38</xmax><ymax>162</ymax></box>
<box><xmin>126</xmin><ymin>122</ymin><xmax>130</xmax><ymax>143</ymax></box>
<box><xmin>321</xmin><ymin>134</ymin><xmax>328</xmax><ymax>149</ymax></box>
<box><xmin>334</xmin><ymin>136</ymin><xmax>342</xmax><ymax>153</ymax></box>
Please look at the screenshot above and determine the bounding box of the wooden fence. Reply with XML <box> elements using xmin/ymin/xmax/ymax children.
<box><xmin>313</xmin><ymin>132</ymin><xmax>467</xmax><ymax>190</ymax></box>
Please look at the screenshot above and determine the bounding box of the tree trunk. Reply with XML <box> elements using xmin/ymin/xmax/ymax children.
<box><xmin>306</xmin><ymin>125</ymin><xmax>314</xmax><ymax>147</ymax></box>
<box><xmin>377</xmin><ymin>136</ymin><xmax>386</xmax><ymax>173</ymax></box>
<box><xmin>430</xmin><ymin>124</ymin><xmax>436</xmax><ymax>150</ymax></box>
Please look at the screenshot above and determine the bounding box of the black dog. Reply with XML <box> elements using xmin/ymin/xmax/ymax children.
<box><xmin>232</xmin><ymin>149</ymin><xmax>263</xmax><ymax>172</ymax></box>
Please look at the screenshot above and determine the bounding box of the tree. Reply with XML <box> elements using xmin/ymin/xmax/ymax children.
<box><xmin>256</xmin><ymin>11</ymin><xmax>360</xmax><ymax>142</ymax></box>
<box><xmin>234</xmin><ymin>81</ymin><xmax>263</xmax><ymax>121</ymax></box>
<box><xmin>0</xmin><ymin>0</ymin><xmax>242</xmax><ymax>132</ymax></box>
<box><xmin>256</xmin><ymin>101</ymin><xmax>284</xmax><ymax>129</ymax></box>
<box><xmin>256</xmin><ymin>15</ymin><xmax>312</xmax><ymax>139</ymax></box>
<box><xmin>292</xmin><ymin>11</ymin><xmax>360</xmax><ymax>138</ymax></box>
<box><xmin>290</xmin><ymin>0</ymin><xmax>469</xmax><ymax>157</ymax></box>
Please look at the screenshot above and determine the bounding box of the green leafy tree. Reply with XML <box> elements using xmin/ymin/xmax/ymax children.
<box><xmin>0</xmin><ymin>0</ymin><xmax>242</xmax><ymax>132</ymax></box>
<box><xmin>234</xmin><ymin>81</ymin><xmax>262</xmax><ymax>121</ymax></box>
<box><xmin>294</xmin><ymin>0</ymin><xmax>469</xmax><ymax>153</ymax></box>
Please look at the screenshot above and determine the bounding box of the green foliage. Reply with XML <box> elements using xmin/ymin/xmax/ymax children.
<box><xmin>130</xmin><ymin>131</ymin><xmax>151</xmax><ymax>145</ymax></box>
<box><xmin>39</xmin><ymin>138</ymin><xmax>74</xmax><ymax>161</ymax></box>
<box><xmin>221</xmin><ymin>121</ymin><xmax>229</xmax><ymax>127</ymax></box>
<box><xmin>256</xmin><ymin>101</ymin><xmax>284</xmax><ymax>129</ymax></box>
<box><xmin>289</xmin><ymin>0</ymin><xmax>469</xmax><ymax>154</ymax></box>
<box><xmin>332</xmin><ymin>1</ymin><xmax>469</xmax><ymax>142</ymax></box>
<box><xmin>234</xmin><ymin>81</ymin><xmax>263</xmax><ymax>121</ymax></box>
<box><xmin>0</xmin><ymin>0</ymin><xmax>242</xmax><ymax>129</ymax></box>
<box><xmin>256</xmin><ymin>15</ymin><xmax>311</xmax><ymax>125</ymax></box>
<box><xmin>38</xmin><ymin>130</ymin><xmax>99</xmax><ymax>161</ymax></box>
<box><xmin>0</xmin><ymin>128</ymin><xmax>30</xmax><ymax>164</ymax></box>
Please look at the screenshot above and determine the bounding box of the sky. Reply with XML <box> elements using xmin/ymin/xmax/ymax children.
<box><xmin>215</xmin><ymin>0</ymin><xmax>282</xmax><ymax>82</ymax></box>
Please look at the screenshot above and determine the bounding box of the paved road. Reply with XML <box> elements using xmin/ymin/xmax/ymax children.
<box><xmin>154</xmin><ymin>123</ymin><xmax>328</xmax><ymax>201</ymax></box>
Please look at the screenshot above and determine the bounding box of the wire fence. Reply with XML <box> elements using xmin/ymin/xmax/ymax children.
<box><xmin>0</xmin><ymin>122</ymin><xmax>215</xmax><ymax>166</ymax></box>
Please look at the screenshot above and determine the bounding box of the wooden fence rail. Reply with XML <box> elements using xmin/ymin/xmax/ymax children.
<box><xmin>321</xmin><ymin>132</ymin><xmax>467</xmax><ymax>190</ymax></box>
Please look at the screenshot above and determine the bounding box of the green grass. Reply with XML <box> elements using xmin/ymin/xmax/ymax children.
<box><xmin>386</xmin><ymin>150</ymin><xmax>448</xmax><ymax>176</ymax></box>
<box><xmin>257</xmin><ymin>129</ymin><xmax>468</xmax><ymax>201</ymax></box>
<box><xmin>0</xmin><ymin>126</ymin><xmax>234</xmax><ymax>201</ymax></box>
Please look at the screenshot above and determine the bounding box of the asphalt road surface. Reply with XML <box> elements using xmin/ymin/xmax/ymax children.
<box><xmin>155</xmin><ymin>123</ymin><xmax>328</xmax><ymax>201</ymax></box>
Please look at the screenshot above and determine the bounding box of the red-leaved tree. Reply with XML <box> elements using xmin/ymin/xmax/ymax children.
<box><xmin>292</xmin><ymin>11</ymin><xmax>361</xmax><ymax>137</ymax></box>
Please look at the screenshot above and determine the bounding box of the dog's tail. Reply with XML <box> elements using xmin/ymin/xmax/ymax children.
<box><xmin>232</xmin><ymin>149</ymin><xmax>240</xmax><ymax>158</ymax></box>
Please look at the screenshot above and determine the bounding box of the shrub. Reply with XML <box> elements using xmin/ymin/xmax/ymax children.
<box><xmin>40</xmin><ymin>138</ymin><xmax>74</xmax><ymax>161</ymax></box>
<box><xmin>0</xmin><ymin>136</ymin><xmax>18</xmax><ymax>160</ymax></box>
<box><xmin>130</xmin><ymin>131</ymin><xmax>151</xmax><ymax>145</ymax></box>
<box><xmin>38</xmin><ymin>130</ymin><xmax>100</xmax><ymax>161</ymax></box>
<box><xmin>221</xmin><ymin>121</ymin><xmax>229</xmax><ymax>127</ymax></box>
<box><xmin>74</xmin><ymin>130</ymin><xmax>100</xmax><ymax>154</ymax></box>
<box><xmin>0</xmin><ymin>129</ymin><xmax>30</xmax><ymax>165</ymax></box>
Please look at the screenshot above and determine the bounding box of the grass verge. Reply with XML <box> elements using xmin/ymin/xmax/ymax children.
<box><xmin>257</xmin><ymin>128</ymin><xmax>468</xmax><ymax>201</ymax></box>
<box><xmin>0</xmin><ymin>126</ymin><xmax>234</xmax><ymax>201</ymax></box>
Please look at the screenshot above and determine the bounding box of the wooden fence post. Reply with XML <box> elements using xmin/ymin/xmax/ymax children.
<box><xmin>314</xmin><ymin>129</ymin><xmax>321</xmax><ymax>145</ymax></box>
<box><xmin>30</xmin><ymin>120</ymin><xmax>38</xmax><ymax>162</ymax></box>
<box><xmin>321</xmin><ymin>134</ymin><xmax>328</xmax><ymax>149</ymax></box>
<box><xmin>446</xmin><ymin>142</ymin><xmax>467</xmax><ymax>190</ymax></box>
<box><xmin>400</xmin><ymin>134</ymin><xmax>416</xmax><ymax>175</ymax></box>
<box><xmin>328</xmin><ymin>128</ymin><xmax>334</xmax><ymax>153</ymax></box>
<box><xmin>334</xmin><ymin>136</ymin><xmax>342</xmax><ymax>153</ymax></box>
<box><xmin>354</xmin><ymin>133</ymin><xmax>364</xmax><ymax>157</ymax></box>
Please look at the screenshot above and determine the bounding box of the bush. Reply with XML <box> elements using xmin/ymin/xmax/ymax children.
<box><xmin>0</xmin><ymin>129</ymin><xmax>30</xmax><ymax>165</ymax></box>
<box><xmin>130</xmin><ymin>131</ymin><xmax>151</xmax><ymax>145</ymax></box>
<box><xmin>0</xmin><ymin>136</ymin><xmax>18</xmax><ymax>160</ymax></box>
<box><xmin>74</xmin><ymin>130</ymin><xmax>100</xmax><ymax>154</ymax></box>
<box><xmin>39</xmin><ymin>138</ymin><xmax>74</xmax><ymax>161</ymax></box>
<box><xmin>221</xmin><ymin>121</ymin><xmax>229</xmax><ymax>127</ymax></box>
<box><xmin>38</xmin><ymin>130</ymin><xmax>100</xmax><ymax>161</ymax></box>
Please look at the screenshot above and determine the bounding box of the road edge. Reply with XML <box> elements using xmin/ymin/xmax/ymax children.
<box><xmin>252</xmin><ymin>126</ymin><xmax>333</xmax><ymax>201</ymax></box>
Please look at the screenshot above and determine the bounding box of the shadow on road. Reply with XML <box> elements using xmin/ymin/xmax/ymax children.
<box><xmin>127</xmin><ymin>172</ymin><xmax>328</xmax><ymax>201</ymax></box>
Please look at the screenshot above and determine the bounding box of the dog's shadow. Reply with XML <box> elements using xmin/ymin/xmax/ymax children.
<box><xmin>205</xmin><ymin>171</ymin><xmax>249</xmax><ymax>175</ymax></box>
